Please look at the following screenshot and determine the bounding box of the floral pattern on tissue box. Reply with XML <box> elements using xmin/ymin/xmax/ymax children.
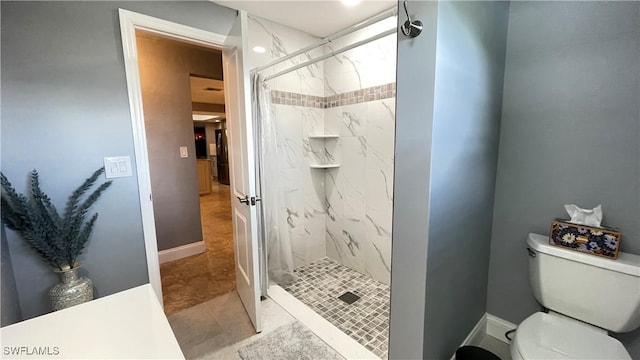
<box><xmin>549</xmin><ymin>219</ymin><xmax>621</xmax><ymax>260</ymax></box>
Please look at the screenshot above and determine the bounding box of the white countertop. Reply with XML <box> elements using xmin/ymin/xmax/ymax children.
<box><xmin>1</xmin><ymin>284</ymin><xmax>184</xmax><ymax>359</ymax></box>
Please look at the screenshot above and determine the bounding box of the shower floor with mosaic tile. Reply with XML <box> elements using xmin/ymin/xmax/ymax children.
<box><xmin>282</xmin><ymin>257</ymin><xmax>390</xmax><ymax>359</ymax></box>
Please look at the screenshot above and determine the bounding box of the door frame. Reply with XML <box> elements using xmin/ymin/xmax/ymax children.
<box><xmin>118</xmin><ymin>9</ymin><xmax>229</xmax><ymax>303</ymax></box>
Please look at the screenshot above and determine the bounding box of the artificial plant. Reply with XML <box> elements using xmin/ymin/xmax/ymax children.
<box><xmin>1</xmin><ymin>167</ymin><xmax>112</xmax><ymax>270</ymax></box>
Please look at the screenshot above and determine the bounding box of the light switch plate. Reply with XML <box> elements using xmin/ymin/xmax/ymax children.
<box><xmin>180</xmin><ymin>146</ymin><xmax>188</xmax><ymax>158</ymax></box>
<box><xmin>104</xmin><ymin>156</ymin><xmax>133</xmax><ymax>179</ymax></box>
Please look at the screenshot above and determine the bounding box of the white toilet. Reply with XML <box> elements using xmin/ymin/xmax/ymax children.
<box><xmin>511</xmin><ymin>233</ymin><xmax>640</xmax><ymax>360</ymax></box>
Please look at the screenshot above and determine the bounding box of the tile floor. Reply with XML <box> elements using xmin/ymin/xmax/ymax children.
<box><xmin>168</xmin><ymin>289</ymin><xmax>512</xmax><ymax>360</ymax></box>
<box><xmin>267</xmin><ymin>285</ymin><xmax>379</xmax><ymax>359</ymax></box>
<box><xmin>282</xmin><ymin>257</ymin><xmax>390</xmax><ymax>358</ymax></box>
<box><xmin>160</xmin><ymin>182</ymin><xmax>236</xmax><ymax>315</ymax></box>
<box><xmin>168</xmin><ymin>291</ymin><xmax>297</xmax><ymax>359</ymax></box>
<box><xmin>474</xmin><ymin>334</ymin><xmax>512</xmax><ymax>360</ymax></box>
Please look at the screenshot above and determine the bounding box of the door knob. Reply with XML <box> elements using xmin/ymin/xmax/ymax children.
<box><xmin>237</xmin><ymin>195</ymin><xmax>250</xmax><ymax>205</ymax></box>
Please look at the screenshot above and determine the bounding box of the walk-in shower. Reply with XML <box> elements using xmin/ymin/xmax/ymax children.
<box><xmin>248</xmin><ymin>8</ymin><xmax>397</xmax><ymax>358</ymax></box>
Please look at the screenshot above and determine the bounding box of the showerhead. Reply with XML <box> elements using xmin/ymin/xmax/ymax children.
<box><xmin>401</xmin><ymin>19</ymin><xmax>423</xmax><ymax>38</ymax></box>
<box><xmin>400</xmin><ymin>0</ymin><xmax>423</xmax><ymax>38</ymax></box>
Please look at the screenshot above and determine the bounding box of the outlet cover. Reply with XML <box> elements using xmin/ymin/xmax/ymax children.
<box><xmin>180</xmin><ymin>146</ymin><xmax>188</xmax><ymax>158</ymax></box>
<box><xmin>104</xmin><ymin>156</ymin><xmax>132</xmax><ymax>179</ymax></box>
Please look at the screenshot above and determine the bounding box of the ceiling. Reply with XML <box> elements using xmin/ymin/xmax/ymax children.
<box><xmin>190</xmin><ymin>77</ymin><xmax>225</xmax><ymax>104</ymax></box>
<box><xmin>190</xmin><ymin>76</ymin><xmax>226</xmax><ymax>122</ymax></box>
<box><xmin>213</xmin><ymin>0</ymin><xmax>397</xmax><ymax>37</ymax></box>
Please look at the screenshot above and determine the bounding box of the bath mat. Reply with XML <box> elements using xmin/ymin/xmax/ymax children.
<box><xmin>237</xmin><ymin>321</ymin><xmax>343</xmax><ymax>360</ymax></box>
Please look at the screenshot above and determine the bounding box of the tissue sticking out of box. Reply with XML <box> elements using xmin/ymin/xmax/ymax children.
<box><xmin>564</xmin><ymin>204</ymin><xmax>602</xmax><ymax>227</ymax></box>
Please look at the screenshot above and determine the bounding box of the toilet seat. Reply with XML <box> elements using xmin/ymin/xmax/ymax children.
<box><xmin>512</xmin><ymin>312</ymin><xmax>631</xmax><ymax>360</ymax></box>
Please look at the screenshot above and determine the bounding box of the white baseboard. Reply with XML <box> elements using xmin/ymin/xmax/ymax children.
<box><xmin>450</xmin><ymin>313</ymin><xmax>518</xmax><ymax>360</ymax></box>
<box><xmin>158</xmin><ymin>241</ymin><xmax>205</xmax><ymax>264</ymax></box>
<box><xmin>450</xmin><ymin>314</ymin><xmax>488</xmax><ymax>360</ymax></box>
<box><xmin>486</xmin><ymin>313</ymin><xmax>517</xmax><ymax>344</ymax></box>
<box><xmin>465</xmin><ymin>313</ymin><xmax>489</xmax><ymax>346</ymax></box>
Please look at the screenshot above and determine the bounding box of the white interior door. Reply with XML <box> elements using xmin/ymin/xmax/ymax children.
<box><xmin>222</xmin><ymin>10</ymin><xmax>262</xmax><ymax>333</ymax></box>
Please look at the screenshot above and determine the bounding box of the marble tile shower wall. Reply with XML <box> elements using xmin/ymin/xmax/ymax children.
<box><xmin>248</xmin><ymin>15</ymin><xmax>397</xmax><ymax>283</ymax></box>
<box><xmin>248</xmin><ymin>15</ymin><xmax>327</xmax><ymax>267</ymax></box>
<box><xmin>323</xmin><ymin>17</ymin><xmax>397</xmax><ymax>96</ymax></box>
<box><xmin>325</xmin><ymin>96</ymin><xmax>395</xmax><ymax>285</ymax></box>
<box><xmin>323</xmin><ymin>19</ymin><xmax>396</xmax><ymax>285</ymax></box>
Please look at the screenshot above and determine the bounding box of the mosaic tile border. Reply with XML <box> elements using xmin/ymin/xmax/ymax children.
<box><xmin>270</xmin><ymin>91</ymin><xmax>325</xmax><ymax>108</ymax></box>
<box><xmin>325</xmin><ymin>83</ymin><xmax>396</xmax><ymax>108</ymax></box>
<box><xmin>271</xmin><ymin>82</ymin><xmax>396</xmax><ymax>109</ymax></box>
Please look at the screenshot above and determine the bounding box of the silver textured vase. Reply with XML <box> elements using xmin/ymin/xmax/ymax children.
<box><xmin>49</xmin><ymin>263</ymin><xmax>93</xmax><ymax>311</ymax></box>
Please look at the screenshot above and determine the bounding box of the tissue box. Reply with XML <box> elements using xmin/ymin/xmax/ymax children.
<box><xmin>549</xmin><ymin>219</ymin><xmax>621</xmax><ymax>259</ymax></box>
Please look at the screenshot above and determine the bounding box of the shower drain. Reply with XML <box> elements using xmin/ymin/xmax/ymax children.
<box><xmin>338</xmin><ymin>291</ymin><xmax>360</xmax><ymax>305</ymax></box>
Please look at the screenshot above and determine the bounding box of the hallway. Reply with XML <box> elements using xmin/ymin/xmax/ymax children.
<box><xmin>160</xmin><ymin>182</ymin><xmax>236</xmax><ymax>315</ymax></box>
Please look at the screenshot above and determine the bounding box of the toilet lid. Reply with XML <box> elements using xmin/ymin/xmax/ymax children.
<box><xmin>515</xmin><ymin>312</ymin><xmax>631</xmax><ymax>360</ymax></box>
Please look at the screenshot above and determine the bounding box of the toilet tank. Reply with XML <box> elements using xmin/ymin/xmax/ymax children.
<box><xmin>527</xmin><ymin>233</ymin><xmax>640</xmax><ymax>333</ymax></box>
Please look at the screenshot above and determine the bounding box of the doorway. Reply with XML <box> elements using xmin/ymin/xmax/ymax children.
<box><xmin>119</xmin><ymin>8</ymin><xmax>263</xmax><ymax>333</ymax></box>
<box><xmin>134</xmin><ymin>32</ymin><xmax>236</xmax><ymax>315</ymax></box>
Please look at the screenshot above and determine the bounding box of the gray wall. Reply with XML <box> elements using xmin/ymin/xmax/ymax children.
<box><xmin>137</xmin><ymin>33</ymin><xmax>223</xmax><ymax>251</ymax></box>
<box><xmin>389</xmin><ymin>1</ymin><xmax>439</xmax><ymax>358</ymax></box>
<box><xmin>422</xmin><ymin>2</ymin><xmax>509</xmax><ymax>358</ymax></box>
<box><xmin>1</xmin><ymin>1</ymin><xmax>236</xmax><ymax>322</ymax></box>
<box><xmin>1</xmin><ymin>225</ymin><xmax>22</xmax><ymax>326</ymax></box>
<box><xmin>487</xmin><ymin>1</ymin><xmax>640</xmax><ymax>354</ymax></box>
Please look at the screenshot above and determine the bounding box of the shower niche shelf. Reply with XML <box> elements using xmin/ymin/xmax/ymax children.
<box><xmin>310</xmin><ymin>164</ymin><xmax>340</xmax><ymax>169</ymax></box>
<box><xmin>308</xmin><ymin>134</ymin><xmax>339</xmax><ymax>169</ymax></box>
<box><xmin>307</xmin><ymin>134</ymin><xmax>339</xmax><ymax>139</ymax></box>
